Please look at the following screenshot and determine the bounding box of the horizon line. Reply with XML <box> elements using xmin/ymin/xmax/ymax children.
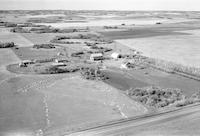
<box><xmin>0</xmin><ymin>9</ymin><xmax>200</xmax><ymax>12</ymax></box>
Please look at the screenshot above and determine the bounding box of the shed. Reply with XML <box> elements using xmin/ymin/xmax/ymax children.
<box><xmin>120</xmin><ymin>62</ymin><xmax>130</xmax><ymax>69</ymax></box>
<box><xmin>55</xmin><ymin>58</ymin><xmax>68</xmax><ymax>63</ymax></box>
<box><xmin>19</xmin><ymin>60</ymin><xmax>33</xmax><ymax>67</ymax></box>
<box><xmin>111</xmin><ymin>52</ymin><xmax>121</xmax><ymax>59</ymax></box>
<box><xmin>90</xmin><ymin>53</ymin><xmax>103</xmax><ymax>61</ymax></box>
<box><xmin>51</xmin><ymin>62</ymin><xmax>66</xmax><ymax>67</ymax></box>
<box><xmin>19</xmin><ymin>62</ymin><xmax>27</xmax><ymax>67</ymax></box>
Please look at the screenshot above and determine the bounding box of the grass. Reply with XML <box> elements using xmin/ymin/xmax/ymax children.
<box><xmin>20</xmin><ymin>33</ymin><xmax>61</xmax><ymax>45</ymax></box>
<box><xmin>0</xmin><ymin>48</ymin><xmax>20</xmax><ymax>66</ymax></box>
<box><xmin>0</xmin><ymin>30</ymin><xmax>33</xmax><ymax>47</ymax></box>
<box><xmin>12</xmin><ymin>46</ymin><xmax>63</xmax><ymax>60</ymax></box>
<box><xmin>37</xmin><ymin>76</ymin><xmax>147</xmax><ymax>131</ymax></box>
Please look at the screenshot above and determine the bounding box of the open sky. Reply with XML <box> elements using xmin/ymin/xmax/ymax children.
<box><xmin>0</xmin><ymin>0</ymin><xmax>200</xmax><ymax>11</ymax></box>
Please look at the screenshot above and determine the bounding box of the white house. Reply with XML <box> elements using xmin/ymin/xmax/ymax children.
<box><xmin>90</xmin><ymin>53</ymin><xmax>103</xmax><ymax>61</ymax></box>
<box><xmin>111</xmin><ymin>52</ymin><xmax>121</xmax><ymax>59</ymax></box>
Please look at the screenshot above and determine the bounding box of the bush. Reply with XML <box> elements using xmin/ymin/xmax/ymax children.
<box><xmin>33</xmin><ymin>44</ymin><xmax>56</xmax><ymax>49</ymax></box>
<box><xmin>71</xmin><ymin>51</ymin><xmax>85</xmax><ymax>57</ymax></box>
<box><xmin>5</xmin><ymin>22</ymin><xmax>17</xmax><ymax>27</ymax></box>
<box><xmin>127</xmin><ymin>86</ymin><xmax>185</xmax><ymax>108</ymax></box>
<box><xmin>0</xmin><ymin>42</ymin><xmax>15</xmax><ymax>48</ymax></box>
<box><xmin>80</xmin><ymin>68</ymin><xmax>109</xmax><ymax>80</ymax></box>
<box><xmin>10</xmin><ymin>27</ymin><xmax>30</xmax><ymax>33</ymax></box>
<box><xmin>34</xmin><ymin>58</ymin><xmax>55</xmax><ymax>63</ymax></box>
<box><xmin>29</xmin><ymin>26</ymin><xmax>60</xmax><ymax>33</ymax></box>
<box><xmin>50</xmin><ymin>34</ymin><xmax>113</xmax><ymax>44</ymax></box>
<box><xmin>41</xmin><ymin>65</ymin><xmax>79</xmax><ymax>74</ymax></box>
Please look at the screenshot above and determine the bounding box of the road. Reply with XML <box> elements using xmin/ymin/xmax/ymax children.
<box><xmin>61</xmin><ymin>104</ymin><xmax>200</xmax><ymax>136</ymax></box>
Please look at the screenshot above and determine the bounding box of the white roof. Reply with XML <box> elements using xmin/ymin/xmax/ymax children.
<box><xmin>51</xmin><ymin>63</ymin><xmax>66</xmax><ymax>66</ymax></box>
<box><xmin>90</xmin><ymin>53</ymin><xmax>103</xmax><ymax>57</ymax></box>
<box><xmin>111</xmin><ymin>52</ymin><xmax>120</xmax><ymax>58</ymax></box>
<box><xmin>22</xmin><ymin>60</ymin><xmax>33</xmax><ymax>63</ymax></box>
<box><xmin>111</xmin><ymin>52</ymin><xmax>120</xmax><ymax>55</ymax></box>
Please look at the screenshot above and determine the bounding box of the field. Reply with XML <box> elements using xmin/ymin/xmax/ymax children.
<box><xmin>103</xmin><ymin>67</ymin><xmax>200</xmax><ymax>97</ymax></box>
<box><xmin>0</xmin><ymin>49</ymin><xmax>20</xmax><ymax>66</ymax></box>
<box><xmin>0</xmin><ymin>71</ymin><xmax>147</xmax><ymax>135</ymax></box>
<box><xmin>12</xmin><ymin>46</ymin><xmax>63</xmax><ymax>60</ymax></box>
<box><xmin>20</xmin><ymin>33</ymin><xmax>63</xmax><ymax>44</ymax></box>
<box><xmin>1</xmin><ymin>10</ymin><xmax>200</xmax><ymax>136</ymax></box>
<box><xmin>0</xmin><ymin>28</ymin><xmax>33</xmax><ymax>47</ymax></box>
<box><xmin>38</xmin><ymin>76</ymin><xmax>147</xmax><ymax>133</ymax></box>
<box><xmin>116</xmin><ymin>30</ymin><xmax>200</xmax><ymax>68</ymax></box>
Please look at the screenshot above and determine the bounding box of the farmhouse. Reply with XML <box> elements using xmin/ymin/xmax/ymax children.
<box><xmin>111</xmin><ymin>52</ymin><xmax>121</xmax><ymax>59</ymax></box>
<box><xmin>90</xmin><ymin>53</ymin><xmax>103</xmax><ymax>61</ymax></box>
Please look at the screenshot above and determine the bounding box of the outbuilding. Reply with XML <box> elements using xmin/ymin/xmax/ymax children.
<box><xmin>51</xmin><ymin>62</ymin><xmax>66</xmax><ymax>67</ymax></box>
<box><xmin>120</xmin><ymin>62</ymin><xmax>128</xmax><ymax>69</ymax></box>
<box><xmin>19</xmin><ymin>60</ymin><xmax>34</xmax><ymax>67</ymax></box>
<box><xmin>90</xmin><ymin>53</ymin><xmax>103</xmax><ymax>61</ymax></box>
<box><xmin>22</xmin><ymin>60</ymin><xmax>34</xmax><ymax>64</ymax></box>
<box><xmin>19</xmin><ymin>62</ymin><xmax>27</xmax><ymax>67</ymax></box>
<box><xmin>54</xmin><ymin>58</ymin><xmax>68</xmax><ymax>63</ymax></box>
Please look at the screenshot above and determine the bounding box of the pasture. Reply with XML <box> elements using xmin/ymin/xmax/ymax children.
<box><xmin>12</xmin><ymin>47</ymin><xmax>63</xmax><ymax>60</ymax></box>
<box><xmin>37</xmin><ymin>76</ymin><xmax>147</xmax><ymax>132</ymax></box>
<box><xmin>0</xmin><ymin>48</ymin><xmax>20</xmax><ymax>66</ymax></box>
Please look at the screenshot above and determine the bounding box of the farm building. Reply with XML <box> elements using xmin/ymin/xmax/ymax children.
<box><xmin>120</xmin><ymin>62</ymin><xmax>130</xmax><ymax>69</ymax></box>
<box><xmin>19</xmin><ymin>60</ymin><xmax>34</xmax><ymax>67</ymax></box>
<box><xmin>19</xmin><ymin>62</ymin><xmax>27</xmax><ymax>67</ymax></box>
<box><xmin>54</xmin><ymin>58</ymin><xmax>68</xmax><ymax>63</ymax></box>
<box><xmin>51</xmin><ymin>62</ymin><xmax>66</xmax><ymax>67</ymax></box>
<box><xmin>90</xmin><ymin>53</ymin><xmax>103</xmax><ymax>61</ymax></box>
<box><xmin>22</xmin><ymin>60</ymin><xmax>34</xmax><ymax>64</ymax></box>
<box><xmin>111</xmin><ymin>52</ymin><xmax>121</xmax><ymax>59</ymax></box>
